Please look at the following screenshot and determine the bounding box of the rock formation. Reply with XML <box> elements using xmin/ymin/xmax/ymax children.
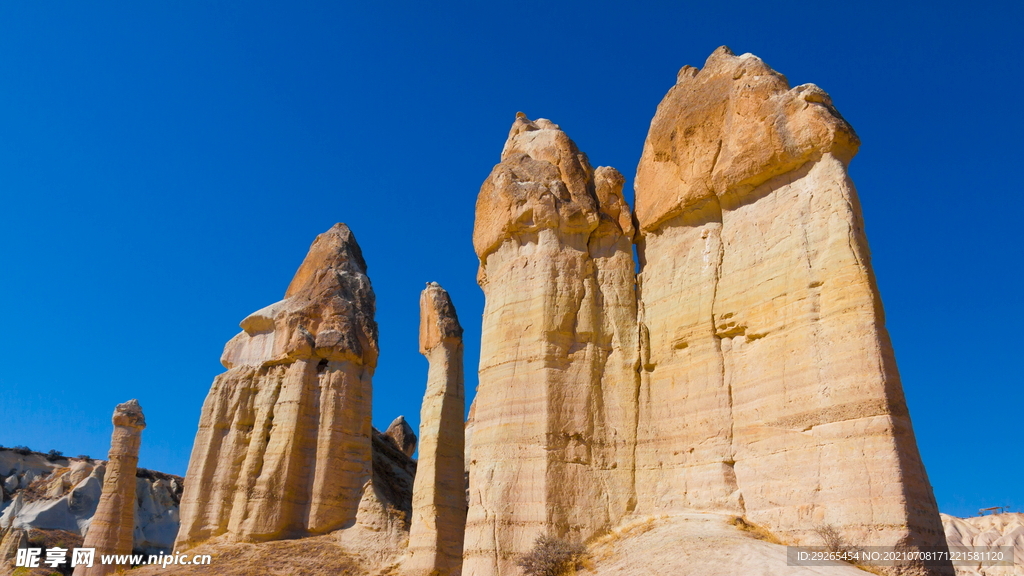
<box><xmin>0</xmin><ymin>449</ymin><xmax>182</xmax><ymax>555</ymax></box>
<box><xmin>942</xmin><ymin>513</ymin><xmax>1024</xmax><ymax>576</ymax></box>
<box><xmin>385</xmin><ymin>416</ymin><xmax>418</xmax><ymax>458</ymax></box>
<box><xmin>632</xmin><ymin>46</ymin><xmax>949</xmax><ymax>571</ymax></box>
<box><xmin>74</xmin><ymin>399</ymin><xmax>146</xmax><ymax>576</ymax></box>
<box><xmin>404</xmin><ymin>282</ymin><xmax>466</xmax><ymax>576</ymax></box>
<box><xmin>465</xmin><ymin>114</ymin><xmax>639</xmax><ymax>575</ymax></box>
<box><xmin>175</xmin><ymin>223</ymin><xmax>380</xmax><ymax>549</ymax></box>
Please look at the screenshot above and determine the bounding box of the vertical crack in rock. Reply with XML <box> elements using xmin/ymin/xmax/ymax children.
<box><xmin>175</xmin><ymin>223</ymin><xmax>380</xmax><ymax>549</ymax></box>
<box><xmin>633</xmin><ymin>46</ymin><xmax>951</xmax><ymax>575</ymax></box>
<box><xmin>405</xmin><ymin>282</ymin><xmax>467</xmax><ymax>576</ymax></box>
<box><xmin>73</xmin><ymin>400</ymin><xmax>145</xmax><ymax>576</ymax></box>
<box><xmin>465</xmin><ymin>114</ymin><xmax>639</xmax><ymax>576</ymax></box>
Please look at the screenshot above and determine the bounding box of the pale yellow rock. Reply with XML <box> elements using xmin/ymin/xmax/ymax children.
<box><xmin>74</xmin><ymin>400</ymin><xmax>146</xmax><ymax>576</ymax></box>
<box><xmin>465</xmin><ymin>114</ymin><xmax>639</xmax><ymax>576</ymax></box>
<box><xmin>404</xmin><ymin>282</ymin><xmax>466</xmax><ymax>576</ymax></box>
<box><xmin>942</xmin><ymin>513</ymin><xmax>1024</xmax><ymax>576</ymax></box>
<box><xmin>633</xmin><ymin>47</ymin><xmax>950</xmax><ymax>575</ymax></box>
<box><xmin>175</xmin><ymin>223</ymin><xmax>379</xmax><ymax>549</ymax></box>
<box><xmin>0</xmin><ymin>528</ymin><xmax>28</xmax><ymax>576</ymax></box>
<box><xmin>587</xmin><ymin>513</ymin><xmax>866</xmax><ymax>576</ymax></box>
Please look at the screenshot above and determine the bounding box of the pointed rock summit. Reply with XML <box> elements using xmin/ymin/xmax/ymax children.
<box><xmin>74</xmin><ymin>400</ymin><xmax>145</xmax><ymax>576</ymax></box>
<box><xmin>466</xmin><ymin>115</ymin><xmax>639</xmax><ymax>576</ymax></box>
<box><xmin>385</xmin><ymin>416</ymin><xmax>418</xmax><ymax>458</ymax></box>
<box><xmin>176</xmin><ymin>223</ymin><xmax>379</xmax><ymax>549</ymax></box>
<box><xmin>404</xmin><ymin>282</ymin><xmax>467</xmax><ymax>576</ymax></box>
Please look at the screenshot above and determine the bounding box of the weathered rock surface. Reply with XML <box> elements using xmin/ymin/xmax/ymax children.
<box><xmin>587</xmin><ymin>513</ymin><xmax>866</xmax><ymax>576</ymax></box>
<box><xmin>385</xmin><ymin>416</ymin><xmax>418</xmax><ymax>458</ymax></box>
<box><xmin>74</xmin><ymin>399</ymin><xmax>146</xmax><ymax>576</ymax></box>
<box><xmin>942</xmin><ymin>513</ymin><xmax>1024</xmax><ymax>576</ymax></box>
<box><xmin>633</xmin><ymin>46</ymin><xmax>950</xmax><ymax>573</ymax></box>
<box><xmin>404</xmin><ymin>282</ymin><xmax>466</xmax><ymax>576</ymax></box>
<box><xmin>175</xmin><ymin>223</ymin><xmax>383</xmax><ymax>549</ymax></box>
<box><xmin>465</xmin><ymin>114</ymin><xmax>639</xmax><ymax>575</ymax></box>
<box><xmin>0</xmin><ymin>449</ymin><xmax>182</xmax><ymax>554</ymax></box>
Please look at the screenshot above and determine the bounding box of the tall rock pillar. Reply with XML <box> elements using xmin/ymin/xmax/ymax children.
<box><xmin>464</xmin><ymin>114</ymin><xmax>639</xmax><ymax>576</ymax></box>
<box><xmin>74</xmin><ymin>400</ymin><xmax>145</xmax><ymax>576</ymax></box>
<box><xmin>633</xmin><ymin>47</ymin><xmax>950</xmax><ymax>574</ymax></box>
<box><xmin>405</xmin><ymin>282</ymin><xmax>466</xmax><ymax>576</ymax></box>
<box><xmin>175</xmin><ymin>223</ymin><xmax>378</xmax><ymax>549</ymax></box>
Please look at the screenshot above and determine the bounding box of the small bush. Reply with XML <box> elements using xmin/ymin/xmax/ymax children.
<box><xmin>76</xmin><ymin>455</ymin><xmax>91</xmax><ymax>461</ymax></box>
<box><xmin>46</xmin><ymin>449</ymin><xmax>64</xmax><ymax>462</ymax></box>
<box><xmin>12</xmin><ymin>445</ymin><xmax>32</xmax><ymax>455</ymax></box>
<box><xmin>516</xmin><ymin>534</ymin><xmax>589</xmax><ymax>576</ymax></box>
<box><xmin>814</xmin><ymin>523</ymin><xmax>855</xmax><ymax>554</ymax></box>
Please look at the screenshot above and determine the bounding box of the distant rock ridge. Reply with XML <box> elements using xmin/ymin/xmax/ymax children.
<box><xmin>0</xmin><ymin>448</ymin><xmax>182</xmax><ymax>555</ymax></box>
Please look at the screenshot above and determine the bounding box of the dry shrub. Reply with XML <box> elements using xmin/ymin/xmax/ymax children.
<box><xmin>813</xmin><ymin>523</ymin><xmax>856</xmax><ymax>554</ymax></box>
<box><xmin>727</xmin><ymin>516</ymin><xmax>783</xmax><ymax>545</ymax></box>
<box><xmin>516</xmin><ymin>534</ymin><xmax>589</xmax><ymax>576</ymax></box>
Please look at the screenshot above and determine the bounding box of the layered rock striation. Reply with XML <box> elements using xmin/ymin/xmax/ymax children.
<box><xmin>175</xmin><ymin>223</ymin><xmax>380</xmax><ymax>549</ymax></box>
<box><xmin>465</xmin><ymin>114</ymin><xmax>640</xmax><ymax>575</ymax></box>
<box><xmin>74</xmin><ymin>400</ymin><xmax>146</xmax><ymax>576</ymax></box>
<box><xmin>405</xmin><ymin>282</ymin><xmax>467</xmax><ymax>576</ymax></box>
<box><xmin>632</xmin><ymin>46</ymin><xmax>949</xmax><ymax>572</ymax></box>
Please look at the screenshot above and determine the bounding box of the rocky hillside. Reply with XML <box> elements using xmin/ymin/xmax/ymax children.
<box><xmin>0</xmin><ymin>447</ymin><xmax>182</xmax><ymax>554</ymax></box>
<box><xmin>942</xmin><ymin>513</ymin><xmax>1023</xmax><ymax>576</ymax></box>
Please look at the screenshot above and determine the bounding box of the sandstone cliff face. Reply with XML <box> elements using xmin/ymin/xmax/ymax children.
<box><xmin>465</xmin><ymin>114</ymin><xmax>639</xmax><ymax>576</ymax></box>
<box><xmin>175</xmin><ymin>223</ymin><xmax>380</xmax><ymax>549</ymax></box>
<box><xmin>405</xmin><ymin>282</ymin><xmax>466</xmax><ymax>576</ymax></box>
<box><xmin>74</xmin><ymin>400</ymin><xmax>146</xmax><ymax>576</ymax></box>
<box><xmin>633</xmin><ymin>46</ymin><xmax>949</xmax><ymax>572</ymax></box>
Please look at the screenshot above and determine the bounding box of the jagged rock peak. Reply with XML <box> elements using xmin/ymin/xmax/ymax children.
<box><xmin>473</xmin><ymin>113</ymin><xmax>631</xmax><ymax>261</ymax></box>
<box><xmin>112</xmin><ymin>399</ymin><xmax>145</xmax><ymax>429</ymax></box>
<box><xmin>285</xmin><ymin>222</ymin><xmax>367</xmax><ymax>297</ymax></box>
<box><xmin>384</xmin><ymin>416</ymin><xmax>417</xmax><ymax>458</ymax></box>
<box><xmin>419</xmin><ymin>282</ymin><xmax>462</xmax><ymax>353</ymax></box>
<box><xmin>635</xmin><ymin>45</ymin><xmax>860</xmax><ymax>232</ymax></box>
<box><xmin>222</xmin><ymin>222</ymin><xmax>378</xmax><ymax>370</ymax></box>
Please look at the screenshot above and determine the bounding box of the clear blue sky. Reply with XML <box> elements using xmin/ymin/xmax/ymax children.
<box><xmin>1</xmin><ymin>1</ymin><xmax>1020</xmax><ymax>519</ymax></box>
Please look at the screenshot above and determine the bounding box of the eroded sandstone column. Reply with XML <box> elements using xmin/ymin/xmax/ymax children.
<box><xmin>175</xmin><ymin>223</ymin><xmax>378</xmax><ymax>549</ymax></box>
<box><xmin>405</xmin><ymin>282</ymin><xmax>466</xmax><ymax>576</ymax></box>
<box><xmin>464</xmin><ymin>114</ymin><xmax>639</xmax><ymax>576</ymax></box>
<box><xmin>633</xmin><ymin>46</ymin><xmax>950</xmax><ymax>574</ymax></box>
<box><xmin>74</xmin><ymin>400</ymin><xmax>145</xmax><ymax>576</ymax></box>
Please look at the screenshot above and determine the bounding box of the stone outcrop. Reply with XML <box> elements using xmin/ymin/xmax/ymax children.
<box><xmin>0</xmin><ymin>449</ymin><xmax>182</xmax><ymax>555</ymax></box>
<box><xmin>74</xmin><ymin>399</ymin><xmax>146</xmax><ymax>576</ymax></box>
<box><xmin>175</xmin><ymin>223</ymin><xmax>380</xmax><ymax>549</ymax></box>
<box><xmin>404</xmin><ymin>282</ymin><xmax>466</xmax><ymax>576</ymax></box>
<box><xmin>942</xmin><ymin>513</ymin><xmax>1024</xmax><ymax>576</ymax></box>
<box><xmin>465</xmin><ymin>114</ymin><xmax>639</xmax><ymax>575</ymax></box>
<box><xmin>632</xmin><ymin>46</ymin><xmax>949</xmax><ymax>572</ymax></box>
<box><xmin>385</xmin><ymin>416</ymin><xmax>418</xmax><ymax>458</ymax></box>
<box><xmin>0</xmin><ymin>528</ymin><xmax>28</xmax><ymax>576</ymax></box>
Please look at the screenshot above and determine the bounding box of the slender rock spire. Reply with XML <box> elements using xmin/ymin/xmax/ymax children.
<box><xmin>405</xmin><ymin>282</ymin><xmax>466</xmax><ymax>576</ymax></box>
<box><xmin>73</xmin><ymin>400</ymin><xmax>145</xmax><ymax>576</ymax></box>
